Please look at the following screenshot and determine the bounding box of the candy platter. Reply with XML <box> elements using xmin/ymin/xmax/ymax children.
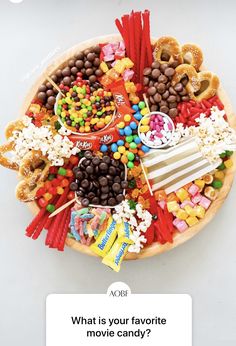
<box><xmin>1</xmin><ymin>10</ymin><xmax>236</xmax><ymax>270</ymax></box>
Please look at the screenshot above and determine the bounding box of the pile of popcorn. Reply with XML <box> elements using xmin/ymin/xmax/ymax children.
<box><xmin>10</xmin><ymin>116</ymin><xmax>79</xmax><ymax>166</ymax></box>
<box><xmin>113</xmin><ymin>200</ymin><xmax>152</xmax><ymax>253</ymax></box>
<box><xmin>170</xmin><ymin>107</ymin><xmax>236</xmax><ymax>162</ymax></box>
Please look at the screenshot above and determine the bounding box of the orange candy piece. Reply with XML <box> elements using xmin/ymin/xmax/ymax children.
<box><xmin>154</xmin><ymin>190</ymin><xmax>167</xmax><ymax>201</ymax></box>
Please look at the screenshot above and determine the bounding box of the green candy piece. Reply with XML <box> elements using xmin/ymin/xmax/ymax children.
<box><xmin>46</xmin><ymin>204</ymin><xmax>56</xmax><ymax>213</ymax></box>
<box><xmin>217</xmin><ymin>162</ymin><xmax>226</xmax><ymax>171</ymax></box>
<box><xmin>219</xmin><ymin>152</ymin><xmax>226</xmax><ymax>158</ymax></box>
<box><xmin>128</xmin><ymin>179</ymin><xmax>136</xmax><ymax>188</ymax></box>
<box><xmin>127</xmin><ymin>152</ymin><xmax>135</xmax><ymax>161</ymax></box>
<box><xmin>129</xmin><ymin>142</ymin><xmax>137</xmax><ymax>149</ymax></box>
<box><xmin>54</xmin><ymin>121</ymin><xmax>61</xmax><ymax>130</ymax></box>
<box><xmin>58</xmin><ymin>167</ymin><xmax>67</xmax><ymax>176</ymax></box>
<box><xmin>212</xmin><ymin>179</ymin><xmax>223</xmax><ymax>189</ymax></box>
<box><xmin>97</xmin><ymin>111</ymin><xmax>102</xmax><ymax>116</ymax></box>
<box><xmin>226</xmin><ymin>150</ymin><xmax>233</xmax><ymax>157</ymax></box>
<box><xmin>128</xmin><ymin>199</ymin><xmax>137</xmax><ymax>210</ymax></box>
<box><xmin>48</xmin><ymin>174</ymin><xmax>55</xmax><ymax>181</ymax></box>
<box><xmin>127</xmin><ymin>161</ymin><xmax>134</xmax><ymax>168</ymax></box>
<box><xmin>126</xmin><ymin>135</ymin><xmax>133</xmax><ymax>143</ymax></box>
<box><xmin>138</xmin><ymin>101</ymin><xmax>146</xmax><ymax>109</ymax></box>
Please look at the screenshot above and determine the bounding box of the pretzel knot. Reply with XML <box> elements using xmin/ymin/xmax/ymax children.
<box><xmin>0</xmin><ymin>119</ymin><xmax>25</xmax><ymax>171</ymax></box>
<box><xmin>154</xmin><ymin>36</ymin><xmax>183</xmax><ymax>64</ymax></box>
<box><xmin>15</xmin><ymin>150</ymin><xmax>50</xmax><ymax>202</ymax></box>
<box><xmin>181</xmin><ymin>44</ymin><xmax>203</xmax><ymax>71</ymax></box>
<box><xmin>171</xmin><ymin>64</ymin><xmax>201</xmax><ymax>93</ymax></box>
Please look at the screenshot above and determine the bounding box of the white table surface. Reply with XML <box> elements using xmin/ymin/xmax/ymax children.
<box><xmin>0</xmin><ymin>0</ymin><xmax>236</xmax><ymax>345</ymax></box>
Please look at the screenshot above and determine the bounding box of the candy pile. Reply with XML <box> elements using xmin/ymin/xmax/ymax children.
<box><xmin>70</xmin><ymin>151</ymin><xmax>127</xmax><ymax>207</ymax></box>
<box><xmin>37</xmin><ymin>45</ymin><xmax>103</xmax><ymax>109</ymax></box>
<box><xmin>139</xmin><ymin>112</ymin><xmax>174</xmax><ymax>148</ymax></box>
<box><xmin>56</xmin><ymin>78</ymin><xmax>115</xmax><ymax>133</ymax></box>
<box><xmin>175</xmin><ymin>95</ymin><xmax>225</xmax><ymax>127</ymax></box>
<box><xmin>69</xmin><ymin>204</ymin><xmax>111</xmax><ymax>244</ymax></box>
<box><xmin>144</xmin><ymin>61</ymin><xmax>190</xmax><ymax>117</ymax></box>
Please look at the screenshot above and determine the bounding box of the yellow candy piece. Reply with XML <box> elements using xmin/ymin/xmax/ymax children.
<box><xmin>184</xmin><ymin>205</ymin><xmax>197</xmax><ymax>217</ymax></box>
<box><xmin>194</xmin><ymin>206</ymin><xmax>206</xmax><ymax>219</ymax></box>
<box><xmin>167</xmin><ymin>201</ymin><xmax>180</xmax><ymax>213</ymax></box>
<box><xmin>194</xmin><ymin>179</ymin><xmax>205</xmax><ymax>191</ymax></box>
<box><xmin>186</xmin><ymin>216</ymin><xmax>199</xmax><ymax>227</ymax></box>
<box><xmin>122</xmin><ymin>57</ymin><xmax>134</xmax><ymax>69</ymax></box>
<box><xmin>44</xmin><ymin>193</ymin><xmax>53</xmax><ymax>201</ymax></box>
<box><xmin>124</xmin><ymin>114</ymin><xmax>131</xmax><ymax>122</ymax></box>
<box><xmin>117</xmin><ymin>121</ymin><xmax>125</xmax><ymax>129</ymax></box>
<box><xmin>224</xmin><ymin>159</ymin><xmax>233</xmax><ymax>169</ymax></box>
<box><xmin>29</xmin><ymin>103</ymin><xmax>41</xmax><ymax>114</ymax></box>
<box><xmin>176</xmin><ymin>209</ymin><xmax>188</xmax><ymax>220</ymax></box>
<box><xmin>100</xmin><ymin>61</ymin><xmax>109</xmax><ymax>73</ymax></box>
<box><xmin>114</xmin><ymin>60</ymin><xmax>126</xmax><ymax>74</ymax></box>
<box><xmin>139</xmin><ymin>125</ymin><xmax>150</xmax><ymax>133</ymax></box>
<box><xmin>176</xmin><ymin>188</ymin><xmax>189</xmax><ymax>202</ymax></box>
<box><xmin>141</xmin><ymin>117</ymin><xmax>150</xmax><ymax>125</ymax></box>
<box><xmin>113</xmin><ymin>152</ymin><xmax>121</xmax><ymax>160</ymax></box>
<box><xmin>84</xmin><ymin>126</ymin><xmax>90</xmax><ymax>132</ymax></box>
<box><xmin>214</xmin><ymin>171</ymin><xmax>225</xmax><ymax>180</ymax></box>
<box><xmin>140</xmin><ymin>108</ymin><xmax>149</xmax><ymax>116</ymax></box>
<box><xmin>118</xmin><ymin>146</ymin><xmax>126</xmax><ymax>154</ymax></box>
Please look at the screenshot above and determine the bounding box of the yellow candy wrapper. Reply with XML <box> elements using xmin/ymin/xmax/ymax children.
<box><xmin>102</xmin><ymin>222</ymin><xmax>133</xmax><ymax>272</ymax></box>
<box><xmin>90</xmin><ymin>217</ymin><xmax>117</xmax><ymax>257</ymax></box>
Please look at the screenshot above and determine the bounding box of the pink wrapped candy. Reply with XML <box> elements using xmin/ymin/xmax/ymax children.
<box><xmin>199</xmin><ymin>196</ymin><xmax>211</xmax><ymax>209</ymax></box>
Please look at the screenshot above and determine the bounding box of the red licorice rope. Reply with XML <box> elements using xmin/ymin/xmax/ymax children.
<box><xmin>115</xmin><ymin>10</ymin><xmax>153</xmax><ymax>85</ymax></box>
<box><xmin>51</xmin><ymin>206</ymin><xmax>71</xmax><ymax>249</ymax></box>
<box><xmin>58</xmin><ymin>209</ymin><xmax>71</xmax><ymax>251</ymax></box>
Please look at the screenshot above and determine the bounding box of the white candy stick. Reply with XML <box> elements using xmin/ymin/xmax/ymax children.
<box><xmin>151</xmin><ymin>158</ymin><xmax>210</xmax><ymax>190</ymax></box>
<box><xmin>148</xmin><ymin>151</ymin><xmax>203</xmax><ymax>179</ymax></box>
<box><xmin>143</xmin><ymin>138</ymin><xmax>196</xmax><ymax>167</ymax></box>
<box><xmin>163</xmin><ymin>160</ymin><xmax>220</xmax><ymax>194</ymax></box>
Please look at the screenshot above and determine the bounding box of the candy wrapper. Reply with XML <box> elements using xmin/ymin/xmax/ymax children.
<box><xmin>90</xmin><ymin>217</ymin><xmax>118</xmax><ymax>257</ymax></box>
<box><xmin>68</xmin><ymin>134</ymin><xmax>100</xmax><ymax>151</ymax></box>
<box><xmin>102</xmin><ymin>221</ymin><xmax>133</xmax><ymax>272</ymax></box>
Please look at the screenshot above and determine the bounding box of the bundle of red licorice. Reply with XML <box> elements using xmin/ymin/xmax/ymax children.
<box><xmin>25</xmin><ymin>170</ymin><xmax>75</xmax><ymax>251</ymax></box>
<box><xmin>115</xmin><ymin>10</ymin><xmax>153</xmax><ymax>84</ymax></box>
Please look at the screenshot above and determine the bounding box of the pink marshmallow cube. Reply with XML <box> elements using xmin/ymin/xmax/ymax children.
<box><xmin>188</xmin><ymin>184</ymin><xmax>200</xmax><ymax>196</ymax></box>
<box><xmin>123</xmin><ymin>69</ymin><xmax>134</xmax><ymax>81</ymax></box>
<box><xmin>191</xmin><ymin>193</ymin><xmax>202</xmax><ymax>204</ymax></box>
<box><xmin>158</xmin><ymin>200</ymin><xmax>166</xmax><ymax>210</ymax></box>
<box><xmin>176</xmin><ymin>220</ymin><xmax>188</xmax><ymax>232</ymax></box>
<box><xmin>173</xmin><ymin>217</ymin><xmax>181</xmax><ymax>227</ymax></box>
<box><xmin>104</xmin><ymin>55</ymin><xmax>115</xmax><ymax>62</ymax></box>
<box><xmin>180</xmin><ymin>200</ymin><xmax>195</xmax><ymax>208</ymax></box>
<box><xmin>199</xmin><ymin>196</ymin><xmax>211</xmax><ymax>209</ymax></box>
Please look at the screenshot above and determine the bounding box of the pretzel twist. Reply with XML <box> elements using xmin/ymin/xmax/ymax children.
<box><xmin>171</xmin><ymin>64</ymin><xmax>201</xmax><ymax>93</ymax></box>
<box><xmin>0</xmin><ymin>120</ymin><xmax>25</xmax><ymax>170</ymax></box>
<box><xmin>154</xmin><ymin>36</ymin><xmax>183</xmax><ymax>64</ymax></box>
<box><xmin>181</xmin><ymin>44</ymin><xmax>203</xmax><ymax>71</ymax></box>
<box><xmin>15</xmin><ymin>150</ymin><xmax>50</xmax><ymax>202</ymax></box>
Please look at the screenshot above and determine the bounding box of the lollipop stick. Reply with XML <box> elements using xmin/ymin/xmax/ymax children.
<box><xmin>143</xmin><ymin>93</ymin><xmax>151</xmax><ymax>113</ymax></box>
<box><xmin>140</xmin><ymin>159</ymin><xmax>153</xmax><ymax>196</ymax></box>
<box><xmin>49</xmin><ymin>197</ymin><xmax>76</xmax><ymax>218</ymax></box>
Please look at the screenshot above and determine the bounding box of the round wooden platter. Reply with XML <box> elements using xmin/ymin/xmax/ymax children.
<box><xmin>22</xmin><ymin>34</ymin><xmax>236</xmax><ymax>260</ymax></box>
